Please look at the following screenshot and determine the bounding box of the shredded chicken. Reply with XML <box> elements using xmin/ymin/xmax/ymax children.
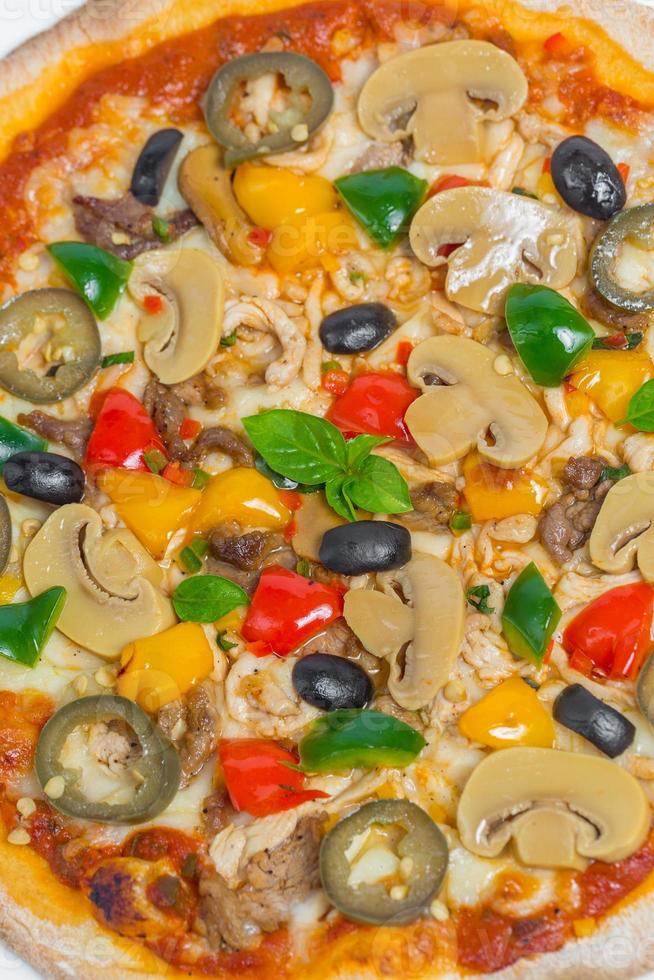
<box><xmin>225</xmin><ymin>653</ymin><xmax>320</xmax><ymax>737</ymax></box>
<box><xmin>223</xmin><ymin>297</ymin><xmax>307</xmax><ymax>388</ymax></box>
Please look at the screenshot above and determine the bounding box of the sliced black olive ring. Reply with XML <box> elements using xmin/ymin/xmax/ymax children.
<box><xmin>35</xmin><ymin>695</ymin><xmax>181</xmax><ymax>823</ymax></box>
<box><xmin>205</xmin><ymin>52</ymin><xmax>334</xmax><ymax>166</ymax></box>
<box><xmin>0</xmin><ymin>288</ymin><xmax>101</xmax><ymax>403</ymax></box>
<box><xmin>590</xmin><ymin>204</ymin><xmax>654</xmax><ymax>312</ymax></box>
<box><xmin>320</xmin><ymin>799</ymin><xmax>449</xmax><ymax>925</ymax></box>
<box><xmin>130</xmin><ymin>128</ymin><xmax>184</xmax><ymax>207</ymax></box>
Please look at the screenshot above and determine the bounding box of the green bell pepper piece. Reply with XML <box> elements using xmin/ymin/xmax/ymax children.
<box><xmin>505</xmin><ymin>284</ymin><xmax>594</xmax><ymax>387</ymax></box>
<box><xmin>297</xmin><ymin>708</ymin><xmax>425</xmax><ymax>773</ymax></box>
<box><xmin>48</xmin><ymin>242</ymin><xmax>132</xmax><ymax>320</ymax></box>
<box><xmin>335</xmin><ymin>167</ymin><xmax>427</xmax><ymax>249</ymax></box>
<box><xmin>0</xmin><ymin>586</ymin><xmax>66</xmax><ymax>668</ymax></box>
<box><xmin>0</xmin><ymin>416</ymin><xmax>46</xmax><ymax>473</ymax></box>
<box><xmin>502</xmin><ymin>563</ymin><xmax>561</xmax><ymax>666</ymax></box>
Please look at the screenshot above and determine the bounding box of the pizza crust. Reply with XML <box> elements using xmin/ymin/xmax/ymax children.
<box><xmin>1</xmin><ymin>0</ymin><xmax>654</xmax><ymax>977</ymax></box>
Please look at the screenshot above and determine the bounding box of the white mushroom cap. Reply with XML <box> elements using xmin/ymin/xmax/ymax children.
<box><xmin>590</xmin><ymin>471</ymin><xmax>654</xmax><ymax>580</ymax></box>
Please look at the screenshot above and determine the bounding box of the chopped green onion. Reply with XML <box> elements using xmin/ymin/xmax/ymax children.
<box><xmin>180</xmin><ymin>539</ymin><xmax>209</xmax><ymax>574</ymax></box>
<box><xmin>217</xmin><ymin>630</ymin><xmax>238</xmax><ymax>652</ymax></box>
<box><xmin>152</xmin><ymin>217</ymin><xmax>171</xmax><ymax>242</ymax></box>
<box><xmin>143</xmin><ymin>449</ymin><xmax>167</xmax><ymax>474</ymax></box>
<box><xmin>192</xmin><ymin>468</ymin><xmax>211</xmax><ymax>489</ymax></box>
<box><xmin>220</xmin><ymin>332</ymin><xmax>237</xmax><ymax>348</ymax></box>
<box><xmin>466</xmin><ymin>584</ymin><xmax>494</xmax><ymax>615</ymax></box>
<box><xmin>296</xmin><ymin>558</ymin><xmax>311</xmax><ymax>578</ymax></box>
<box><xmin>349</xmin><ymin>270</ymin><xmax>365</xmax><ymax>285</ymax></box>
<box><xmin>101</xmin><ymin>351</ymin><xmax>135</xmax><ymax>368</ymax></box>
<box><xmin>601</xmin><ymin>463</ymin><xmax>631</xmax><ymax>482</ymax></box>
<box><xmin>321</xmin><ymin>360</ymin><xmax>342</xmax><ymax>374</ymax></box>
<box><xmin>450</xmin><ymin>511</ymin><xmax>472</xmax><ymax>531</ymax></box>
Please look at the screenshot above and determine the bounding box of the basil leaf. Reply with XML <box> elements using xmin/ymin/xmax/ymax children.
<box><xmin>243</xmin><ymin>410</ymin><xmax>347</xmax><ymax>484</ymax></box>
<box><xmin>346</xmin><ymin>434</ymin><xmax>389</xmax><ymax>470</ymax></box>
<box><xmin>345</xmin><ymin>455</ymin><xmax>411</xmax><ymax>514</ymax></box>
<box><xmin>467</xmin><ymin>584</ymin><xmax>494</xmax><ymax>615</ymax></box>
<box><xmin>622</xmin><ymin>380</ymin><xmax>654</xmax><ymax>432</ymax></box>
<box><xmin>325</xmin><ymin>475</ymin><xmax>358</xmax><ymax>522</ymax></box>
<box><xmin>101</xmin><ymin>351</ymin><xmax>135</xmax><ymax>368</ymax></box>
<box><xmin>173</xmin><ymin>575</ymin><xmax>249</xmax><ymax>622</ymax></box>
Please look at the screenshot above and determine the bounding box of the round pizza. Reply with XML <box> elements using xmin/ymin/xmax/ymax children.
<box><xmin>3</xmin><ymin>0</ymin><xmax>654</xmax><ymax>976</ymax></box>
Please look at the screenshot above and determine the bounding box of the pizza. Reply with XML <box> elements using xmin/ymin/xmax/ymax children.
<box><xmin>3</xmin><ymin>0</ymin><xmax>654</xmax><ymax>976</ymax></box>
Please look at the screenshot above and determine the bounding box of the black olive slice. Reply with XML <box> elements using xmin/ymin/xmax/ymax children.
<box><xmin>551</xmin><ymin>135</ymin><xmax>625</xmax><ymax>221</ymax></box>
<box><xmin>319</xmin><ymin>521</ymin><xmax>411</xmax><ymax>575</ymax></box>
<box><xmin>4</xmin><ymin>451</ymin><xmax>84</xmax><ymax>506</ymax></box>
<box><xmin>553</xmin><ymin>683</ymin><xmax>635</xmax><ymax>757</ymax></box>
<box><xmin>320</xmin><ymin>799</ymin><xmax>448</xmax><ymax>925</ymax></box>
<box><xmin>319</xmin><ymin>303</ymin><xmax>397</xmax><ymax>355</ymax></box>
<box><xmin>130</xmin><ymin>128</ymin><xmax>184</xmax><ymax>206</ymax></box>
<box><xmin>36</xmin><ymin>695</ymin><xmax>181</xmax><ymax>823</ymax></box>
<box><xmin>292</xmin><ymin>653</ymin><xmax>373</xmax><ymax>711</ymax></box>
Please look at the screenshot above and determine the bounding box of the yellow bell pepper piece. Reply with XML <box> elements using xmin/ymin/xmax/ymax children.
<box><xmin>233</xmin><ymin>163</ymin><xmax>357</xmax><ymax>273</ymax></box>
<box><xmin>568</xmin><ymin>349</ymin><xmax>653</xmax><ymax>423</ymax></box>
<box><xmin>214</xmin><ymin>606</ymin><xmax>246</xmax><ymax>632</ymax></box>
<box><xmin>0</xmin><ymin>574</ymin><xmax>20</xmax><ymax>604</ymax></box>
<box><xmin>463</xmin><ymin>453</ymin><xmax>548</xmax><ymax>522</ymax></box>
<box><xmin>458</xmin><ymin>677</ymin><xmax>555</xmax><ymax>749</ymax></box>
<box><xmin>117</xmin><ymin>621</ymin><xmax>213</xmax><ymax>713</ymax></box>
<box><xmin>564</xmin><ymin>382</ymin><xmax>593</xmax><ymax>420</ymax></box>
<box><xmin>192</xmin><ymin>467</ymin><xmax>291</xmax><ymax>534</ymax></box>
<box><xmin>98</xmin><ymin>469</ymin><xmax>200</xmax><ymax>560</ymax></box>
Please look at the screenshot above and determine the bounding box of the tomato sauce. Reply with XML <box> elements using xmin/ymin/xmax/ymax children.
<box><xmin>0</xmin><ymin>690</ymin><xmax>52</xmax><ymax>780</ymax></box>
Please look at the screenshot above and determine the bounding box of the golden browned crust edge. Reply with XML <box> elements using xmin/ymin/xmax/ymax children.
<box><xmin>1</xmin><ymin>0</ymin><xmax>654</xmax><ymax>977</ymax></box>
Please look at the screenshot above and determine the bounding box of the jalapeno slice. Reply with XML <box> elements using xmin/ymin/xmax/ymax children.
<box><xmin>205</xmin><ymin>52</ymin><xmax>334</xmax><ymax>166</ymax></box>
<box><xmin>320</xmin><ymin>799</ymin><xmax>449</xmax><ymax>925</ymax></box>
<box><xmin>590</xmin><ymin>204</ymin><xmax>654</xmax><ymax>312</ymax></box>
<box><xmin>35</xmin><ymin>695</ymin><xmax>181</xmax><ymax>823</ymax></box>
<box><xmin>0</xmin><ymin>289</ymin><xmax>100</xmax><ymax>402</ymax></box>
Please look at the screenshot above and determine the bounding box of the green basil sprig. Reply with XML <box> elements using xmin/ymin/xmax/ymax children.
<box><xmin>619</xmin><ymin>379</ymin><xmax>654</xmax><ymax>431</ymax></box>
<box><xmin>173</xmin><ymin>575</ymin><xmax>249</xmax><ymax>622</ymax></box>
<box><xmin>466</xmin><ymin>585</ymin><xmax>494</xmax><ymax>615</ymax></box>
<box><xmin>243</xmin><ymin>410</ymin><xmax>411</xmax><ymax>521</ymax></box>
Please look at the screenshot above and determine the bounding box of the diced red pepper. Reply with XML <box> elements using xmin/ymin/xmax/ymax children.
<box><xmin>563</xmin><ymin>583</ymin><xmax>654</xmax><ymax>680</ymax></box>
<box><xmin>219</xmin><ymin>739</ymin><xmax>329</xmax><ymax>817</ymax></box>
<box><xmin>179</xmin><ymin>418</ymin><xmax>202</xmax><ymax>440</ymax></box>
<box><xmin>143</xmin><ymin>294</ymin><xmax>164</xmax><ymax>315</ymax></box>
<box><xmin>242</xmin><ymin>565</ymin><xmax>343</xmax><ymax>656</ymax></box>
<box><xmin>283</xmin><ymin>518</ymin><xmax>298</xmax><ymax>543</ymax></box>
<box><xmin>278</xmin><ymin>490</ymin><xmax>302</xmax><ymax>511</ymax></box>
<box><xmin>248</xmin><ymin>227</ymin><xmax>273</xmax><ymax>248</ymax></box>
<box><xmin>326</xmin><ymin>371</ymin><xmax>418</xmax><ymax>442</ymax></box>
<box><xmin>322</xmin><ymin>369</ymin><xmax>350</xmax><ymax>397</ymax></box>
<box><xmin>618</xmin><ymin>163</ymin><xmax>631</xmax><ymax>184</ymax></box>
<box><xmin>395</xmin><ymin>341</ymin><xmax>414</xmax><ymax>366</ymax></box>
<box><xmin>162</xmin><ymin>460</ymin><xmax>194</xmax><ymax>486</ymax></box>
<box><xmin>85</xmin><ymin>388</ymin><xmax>167</xmax><ymax>472</ymax></box>
<box><xmin>543</xmin><ymin>32</ymin><xmax>570</xmax><ymax>57</ymax></box>
<box><xmin>427</xmin><ymin>174</ymin><xmax>475</xmax><ymax>198</ymax></box>
<box><xmin>542</xmin><ymin>156</ymin><xmax>552</xmax><ymax>174</ymax></box>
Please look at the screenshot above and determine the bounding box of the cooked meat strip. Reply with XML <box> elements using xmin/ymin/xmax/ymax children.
<box><xmin>157</xmin><ymin>682</ymin><xmax>218</xmax><ymax>787</ymax></box>
<box><xmin>17</xmin><ymin>411</ymin><xmax>92</xmax><ymax>459</ymax></box>
<box><xmin>349</xmin><ymin>142</ymin><xmax>405</xmax><ymax>173</ymax></box>
<box><xmin>399</xmin><ymin>481</ymin><xmax>457</xmax><ymax>532</ymax></box>
<box><xmin>72</xmin><ymin>193</ymin><xmax>197</xmax><ymax>260</ymax></box>
<box><xmin>206</xmin><ymin>523</ymin><xmax>296</xmax><ymax>591</ymax></box>
<box><xmin>186</xmin><ymin>426</ymin><xmax>254</xmax><ymax>467</ymax></box>
<box><xmin>199</xmin><ymin>815</ymin><xmax>324</xmax><ymax>950</ymax></box>
<box><xmin>580</xmin><ymin>287</ymin><xmax>648</xmax><ymax>333</ymax></box>
<box><xmin>201</xmin><ymin>788</ymin><xmax>237</xmax><ymax>837</ymax></box>
<box><xmin>170</xmin><ymin>373</ymin><xmax>226</xmax><ymax>410</ymax></box>
<box><xmin>539</xmin><ymin>455</ymin><xmax>614</xmax><ymax>563</ymax></box>
<box><xmin>298</xmin><ymin>617</ymin><xmax>388</xmax><ymax>686</ymax></box>
<box><xmin>143</xmin><ymin>380</ymin><xmax>187</xmax><ymax>460</ymax></box>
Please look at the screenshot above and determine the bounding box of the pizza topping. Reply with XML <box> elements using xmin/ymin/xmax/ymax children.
<box><xmin>16</xmin><ymin>411</ymin><xmax>91</xmax><ymax>459</ymax></box>
<box><xmin>457</xmin><ymin>747</ymin><xmax>649</xmax><ymax>869</ymax></box>
<box><xmin>85</xmin><ymin>387</ymin><xmax>167</xmax><ymax>472</ymax></box>
<box><xmin>551</xmin><ymin>135</ymin><xmax>626</xmax><ymax>220</ymax></box>
<box><xmin>553</xmin><ymin>683</ymin><xmax>635</xmax><ymax>757</ymax></box>
<box><xmin>562</xmin><ymin>582</ymin><xmax>654</xmax><ymax>681</ymax></box>
<box><xmin>3</xmin><ymin>450</ymin><xmax>84</xmax><ymax>506</ymax></box>
<box><xmin>130</xmin><ymin>128</ymin><xmax>184</xmax><ymax>207</ymax></box>
<box><xmin>117</xmin><ymin>621</ymin><xmax>214</xmax><ymax>712</ymax></box>
<box><xmin>291</xmin><ymin>653</ymin><xmax>373</xmax><ymax>711</ymax></box>
<box><xmin>23</xmin><ymin>503</ymin><xmax>174</xmax><ymax>657</ymax></box>
<box><xmin>0</xmin><ymin>288</ymin><xmax>100</xmax><ymax>403</ymax></box>
<box><xmin>129</xmin><ymin>249</ymin><xmax>224</xmax><ymax>385</ymax></box>
<box><xmin>157</xmin><ymin>681</ymin><xmax>219</xmax><ymax>787</ymax></box>
<box><xmin>410</xmin><ymin>186</ymin><xmax>579</xmax><ymax>313</ymax></box>
<box><xmin>0</xmin><ymin>495</ymin><xmax>10</xmax><ymax>576</ymax></box>
<box><xmin>325</xmin><ymin>372</ymin><xmax>417</xmax><ymax>443</ymax></box>
<box><xmin>538</xmin><ymin>455</ymin><xmax>613</xmax><ymax>563</ymax></box>
<box><xmin>48</xmin><ymin>242</ymin><xmax>132</xmax><ymax>321</ymax></box>
<box><xmin>501</xmin><ymin>562</ymin><xmax>561</xmax><ymax>666</ymax></box>
<box><xmin>318</xmin><ymin>520</ymin><xmax>410</xmax><ymax>575</ymax></box>
<box><xmin>72</xmin><ymin>193</ymin><xmax>197</xmax><ymax>261</ymax></box>
<box><xmin>297</xmin><ymin>708</ymin><xmax>425</xmax><ymax>772</ymax></box>
<box><xmin>334</xmin><ymin>167</ymin><xmax>427</xmax><ymax>249</ymax></box>
<box><xmin>219</xmin><ymin>739</ymin><xmax>329</xmax><ymax>817</ymax></box>
<box><xmin>0</xmin><ymin>586</ymin><xmax>65</xmax><ymax>668</ymax></box>
<box><xmin>204</xmin><ymin>51</ymin><xmax>334</xmax><ymax>166</ymax></box>
<box><xmin>591</xmin><ymin>204</ymin><xmax>654</xmax><ymax>312</ymax></box>
<box><xmin>0</xmin><ymin>415</ymin><xmax>46</xmax><ymax>471</ymax></box>
<box><xmin>458</xmin><ymin>677</ymin><xmax>555</xmax><ymax>749</ymax></box>
<box><xmin>404</xmin><ymin>336</ymin><xmax>547</xmax><ymax>467</ymax></box>
<box><xmin>320</xmin><ymin>800</ymin><xmax>448</xmax><ymax>924</ymax></box>
<box><xmin>357</xmin><ymin>40</ymin><xmax>527</xmax><ymax>165</ymax></box>
<box><xmin>505</xmin><ymin>284</ymin><xmax>595</xmax><ymax>387</ymax></box>
<box><xmin>319</xmin><ymin>302</ymin><xmax>397</xmax><ymax>355</ymax></box>
<box><xmin>191</xmin><ymin>467</ymin><xmax>290</xmax><ymax>535</ymax></box>
<box><xmin>172</xmin><ymin>574</ymin><xmax>249</xmax><ymax>623</ymax></box>
<box><xmin>35</xmin><ymin>694</ymin><xmax>181</xmax><ymax>823</ymax></box>
<box><xmin>344</xmin><ymin>555</ymin><xmax>464</xmax><ymax>710</ymax></box>
<box><xmin>589</xmin><ymin>472</ymin><xmax>654</xmax><ymax>580</ymax></box>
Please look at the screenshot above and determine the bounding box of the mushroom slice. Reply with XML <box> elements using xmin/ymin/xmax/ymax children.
<box><xmin>178</xmin><ymin>145</ymin><xmax>264</xmax><ymax>267</ymax></box>
<box><xmin>129</xmin><ymin>248</ymin><xmax>224</xmax><ymax>384</ymax></box>
<box><xmin>404</xmin><ymin>336</ymin><xmax>547</xmax><ymax>468</ymax></box>
<box><xmin>589</xmin><ymin>472</ymin><xmax>654</xmax><ymax>579</ymax></box>
<box><xmin>292</xmin><ymin>492</ymin><xmax>345</xmax><ymax>563</ymax></box>
<box><xmin>457</xmin><ymin>747</ymin><xmax>650</xmax><ymax>869</ymax></box>
<box><xmin>344</xmin><ymin>555</ymin><xmax>465</xmax><ymax>710</ymax></box>
<box><xmin>409</xmin><ymin>187</ymin><xmax>578</xmax><ymax>313</ymax></box>
<box><xmin>23</xmin><ymin>504</ymin><xmax>175</xmax><ymax>659</ymax></box>
<box><xmin>357</xmin><ymin>40</ymin><xmax>527</xmax><ymax>166</ymax></box>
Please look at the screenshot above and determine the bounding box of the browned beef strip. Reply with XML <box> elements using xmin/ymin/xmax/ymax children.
<box><xmin>186</xmin><ymin>426</ymin><xmax>254</xmax><ymax>467</ymax></box>
<box><xmin>201</xmin><ymin>789</ymin><xmax>237</xmax><ymax>837</ymax></box>
<box><xmin>206</xmin><ymin>524</ymin><xmax>296</xmax><ymax>592</ymax></box>
<box><xmin>143</xmin><ymin>380</ymin><xmax>187</xmax><ymax>460</ymax></box>
<box><xmin>17</xmin><ymin>411</ymin><xmax>92</xmax><ymax>459</ymax></box>
<box><xmin>297</xmin><ymin>617</ymin><xmax>388</xmax><ymax>685</ymax></box>
<box><xmin>349</xmin><ymin>142</ymin><xmax>405</xmax><ymax>174</ymax></box>
<box><xmin>562</xmin><ymin>455</ymin><xmax>605</xmax><ymax>491</ymax></box>
<box><xmin>157</xmin><ymin>682</ymin><xmax>218</xmax><ymax>788</ymax></box>
<box><xmin>400</xmin><ymin>481</ymin><xmax>457</xmax><ymax>532</ymax></box>
<box><xmin>372</xmin><ymin>692</ymin><xmax>424</xmax><ymax>732</ymax></box>
<box><xmin>199</xmin><ymin>815</ymin><xmax>324</xmax><ymax>950</ymax></box>
<box><xmin>539</xmin><ymin>456</ymin><xmax>614</xmax><ymax>563</ymax></box>
<box><xmin>170</xmin><ymin>373</ymin><xmax>226</xmax><ymax>410</ymax></box>
<box><xmin>72</xmin><ymin>193</ymin><xmax>197</xmax><ymax>260</ymax></box>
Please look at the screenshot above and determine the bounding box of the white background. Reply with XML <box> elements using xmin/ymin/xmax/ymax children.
<box><xmin>3</xmin><ymin>2</ymin><xmax>654</xmax><ymax>979</ymax></box>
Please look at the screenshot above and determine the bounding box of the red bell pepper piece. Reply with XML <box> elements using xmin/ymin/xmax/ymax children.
<box><xmin>322</xmin><ymin>369</ymin><xmax>350</xmax><ymax>397</ymax></box>
<box><xmin>563</xmin><ymin>583</ymin><xmax>654</xmax><ymax>680</ymax></box>
<box><xmin>85</xmin><ymin>388</ymin><xmax>167</xmax><ymax>472</ymax></box>
<box><xmin>326</xmin><ymin>372</ymin><xmax>418</xmax><ymax>442</ymax></box>
<box><xmin>219</xmin><ymin>739</ymin><xmax>329</xmax><ymax>817</ymax></box>
<box><xmin>242</xmin><ymin>566</ymin><xmax>343</xmax><ymax>656</ymax></box>
<box><xmin>179</xmin><ymin>418</ymin><xmax>202</xmax><ymax>440</ymax></box>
